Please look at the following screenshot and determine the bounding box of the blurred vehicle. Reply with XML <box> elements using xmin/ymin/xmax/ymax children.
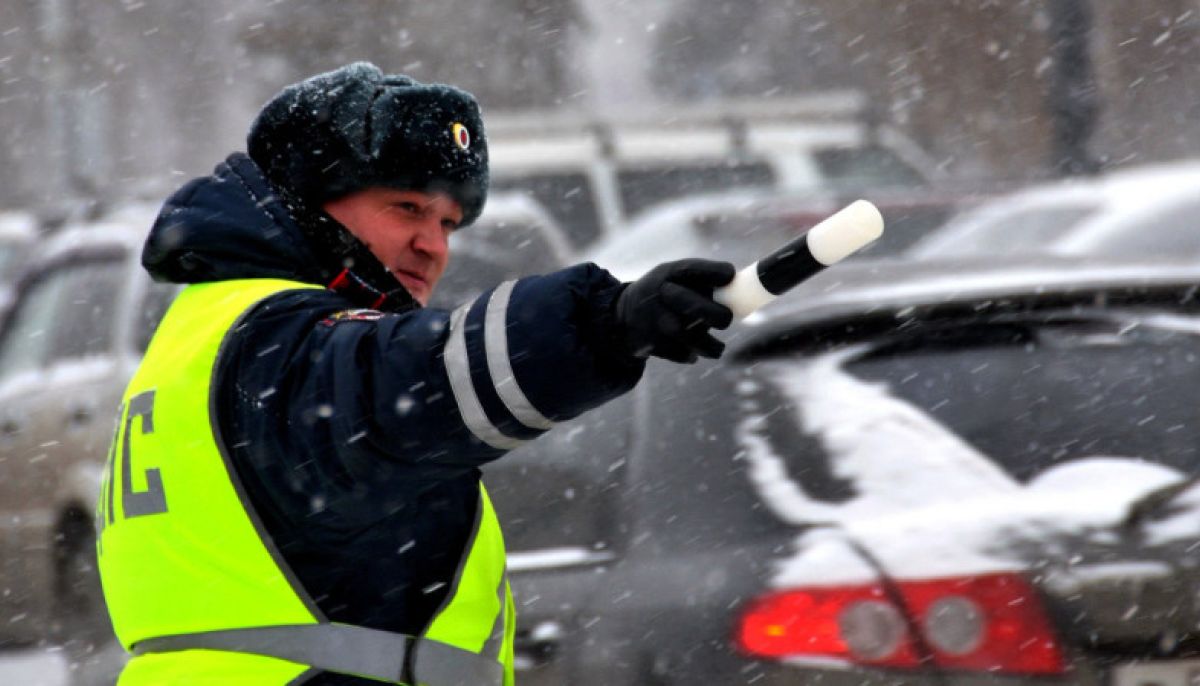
<box><xmin>485</xmin><ymin>254</ymin><xmax>1200</xmax><ymax>685</ymax></box>
<box><xmin>429</xmin><ymin>193</ymin><xmax>575</xmax><ymax>308</ymax></box>
<box><xmin>583</xmin><ymin>188</ymin><xmax>969</xmax><ymax>281</ymax></box>
<box><xmin>0</xmin><ymin>207</ymin><xmax>174</xmax><ymax>661</ymax></box>
<box><xmin>488</xmin><ymin>94</ymin><xmax>939</xmax><ymax>250</ymax></box>
<box><xmin>908</xmin><ymin>161</ymin><xmax>1200</xmax><ymax>260</ymax></box>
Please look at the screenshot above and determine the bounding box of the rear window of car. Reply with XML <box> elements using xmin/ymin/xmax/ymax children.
<box><xmin>851</xmin><ymin>318</ymin><xmax>1200</xmax><ymax>480</ymax></box>
<box><xmin>794</xmin><ymin>316</ymin><xmax>1200</xmax><ymax>483</ymax></box>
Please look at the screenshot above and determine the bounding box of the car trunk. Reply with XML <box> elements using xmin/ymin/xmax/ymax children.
<box><xmin>731</xmin><ymin>306</ymin><xmax>1200</xmax><ymax>673</ymax></box>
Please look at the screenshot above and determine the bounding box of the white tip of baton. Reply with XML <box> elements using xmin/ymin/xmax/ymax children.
<box><xmin>714</xmin><ymin>262</ymin><xmax>774</xmax><ymax>320</ymax></box>
<box><xmin>806</xmin><ymin>199</ymin><xmax>884</xmax><ymax>266</ymax></box>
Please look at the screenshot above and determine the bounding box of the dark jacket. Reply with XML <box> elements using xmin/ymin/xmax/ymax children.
<box><xmin>142</xmin><ymin>153</ymin><xmax>644</xmax><ymax>684</ymax></box>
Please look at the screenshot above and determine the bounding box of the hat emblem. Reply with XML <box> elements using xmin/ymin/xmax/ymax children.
<box><xmin>451</xmin><ymin>122</ymin><xmax>470</xmax><ymax>150</ymax></box>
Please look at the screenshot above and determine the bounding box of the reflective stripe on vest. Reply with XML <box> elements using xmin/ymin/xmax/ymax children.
<box><xmin>96</xmin><ymin>279</ymin><xmax>514</xmax><ymax>685</ymax></box>
<box><xmin>133</xmin><ymin>623</ymin><xmax>504</xmax><ymax>686</ymax></box>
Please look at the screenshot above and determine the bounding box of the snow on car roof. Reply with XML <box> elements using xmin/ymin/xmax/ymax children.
<box><xmin>737</xmin><ymin>347</ymin><xmax>1019</xmax><ymax>529</ymax></box>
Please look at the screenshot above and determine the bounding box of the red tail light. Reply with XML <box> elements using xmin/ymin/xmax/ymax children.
<box><xmin>736</xmin><ymin>572</ymin><xmax>1066</xmax><ymax>675</ymax></box>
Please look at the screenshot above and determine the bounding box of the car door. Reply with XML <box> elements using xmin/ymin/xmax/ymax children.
<box><xmin>38</xmin><ymin>258</ymin><xmax>137</xmax><ymax>503</ymax></box>
<box><xmin>482</xmin><ymin>396</ymin><xmax>633</xmax><ymax>685</ymax></box>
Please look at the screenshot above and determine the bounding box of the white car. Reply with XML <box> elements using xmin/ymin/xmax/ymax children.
<box><xmin>908</xmin><ymin>161</ymin><xmax>1200</xmax><ymax>260</ymax></box>
<box><xmin>488</xmin><ymin>95</ymin><xmax>938</xmax><ymax>250</ymax></box>
<box><xmin>0</xmin><ymin>206</ymin><xmax>169</xmax><ymax>666</ymax></box>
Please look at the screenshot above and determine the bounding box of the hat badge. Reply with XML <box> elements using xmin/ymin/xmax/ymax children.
<box><xmin>451</xmin><ymin>122</ymin><xmax>470</xmax><ymax>150</ymax></box>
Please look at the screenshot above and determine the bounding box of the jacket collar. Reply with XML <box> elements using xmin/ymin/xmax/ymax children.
<box><xmin>142</xmin><ymin>153</ymin><xmax>417</xmax><ymax>313</ymax></box>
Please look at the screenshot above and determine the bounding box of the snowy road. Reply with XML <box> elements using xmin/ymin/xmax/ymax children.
<box><xmin>0</xmin><ymin>644</ymin><xmax>125</xmax><ymax>686</ymax></box>
<box><xmin>0</xmin><ymin>650</ymin><xmax>69</xmax><ymax>686</ymax></box>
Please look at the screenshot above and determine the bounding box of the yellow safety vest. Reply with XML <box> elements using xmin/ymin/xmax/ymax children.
<box><xmin>96</xmin><ymin>278</ymin><xmax>515</xmax><ymax>685</ymax></box>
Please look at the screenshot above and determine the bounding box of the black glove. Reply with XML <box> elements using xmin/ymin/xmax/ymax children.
<box><xmin>613</xmin><ymin>258</ymin><xmax>736</xmax><ymax>363</ymax></box>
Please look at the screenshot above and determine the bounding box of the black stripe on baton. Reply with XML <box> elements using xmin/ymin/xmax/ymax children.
<box><xmin>756</xmin><ymin>234</ymin><xmax>825</xmax><ymax>296</ymax></box>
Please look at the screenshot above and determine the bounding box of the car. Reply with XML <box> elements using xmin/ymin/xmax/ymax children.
<box><xmin>429</xmin><ymin>192</ymin><xmax>576</xmax><ymax>308</ymax></box>
<box><xmin>907</xmin><ymin>161</ymin><xmax>1200</xmax><ymax>260</ymax></box>
<box><xmin>582</xmin><ymin>188</ymin><xmax>970</xmax><ymax>281</ymax></box>
<box><xmin>1050</xmin><ymin>163</ymin><xmax>1200</xmax><ymax>258</ymax></box>
<box><xmin>483</xmin><ymin>253</ymin><xmax>1200</xmax><ymax>685</ymax></box>
<box><xmin>0</xmin><ymin>207</ymin><xmax>174</xmax><ymax>664</ymax></box>
<box><xmin>488</xmin><ymin>94</ymin><xmax>939</xmax><ymax>250</ymax></box>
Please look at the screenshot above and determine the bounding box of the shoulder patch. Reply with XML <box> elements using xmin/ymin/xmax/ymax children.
<box><xmin>320</xmin><ymin>309</ymin><xmax>386</xmax><ymax>327</ymax></box>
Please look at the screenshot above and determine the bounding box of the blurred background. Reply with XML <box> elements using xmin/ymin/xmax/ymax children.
<box><xmin>3</xmin><ymin>2</ymin><xmax>1200</xmax><ymax>685</ymax></box>
<box><xmin>3</xmin><ymin>0</ymin><xmax>1200</xmax><ymax>215</ymax></box>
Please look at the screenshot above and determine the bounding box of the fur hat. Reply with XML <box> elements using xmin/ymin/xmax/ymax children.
<box><xmin>247</xmin><ymin>62</ymin><xmax>489</xmax><ymax>226</ymax></box>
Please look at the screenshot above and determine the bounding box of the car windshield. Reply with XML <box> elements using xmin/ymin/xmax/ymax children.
<box><xmin>740</xmin><ymin>312</ymin><xmax>1200</xmax><ymax>519</ymax></box>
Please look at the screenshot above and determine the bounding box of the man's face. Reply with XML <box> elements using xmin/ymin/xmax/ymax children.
<box><xmin>323</xmin><ymin>187</ymin><xmax>463</xmax><ymax>305</ymax></box>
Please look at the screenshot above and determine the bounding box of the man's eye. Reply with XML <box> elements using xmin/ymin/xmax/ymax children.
<box><xmin>442</xmin><ymin>219</ymin><xmax>460</xmax><ymax>232</ymax></box>
<box><xmin>396</xmin><ymin>202</ymin><xmax>420</xmax><ymax>213</ymax></box>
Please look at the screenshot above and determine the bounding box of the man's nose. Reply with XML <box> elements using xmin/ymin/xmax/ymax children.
<box><xmin>412</xmin><ymin>219</ymin><xmax>449</xmax><ymax>260</ymax></box>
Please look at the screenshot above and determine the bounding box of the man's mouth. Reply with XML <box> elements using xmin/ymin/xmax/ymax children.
<box><xmin>393</xmin><ymin>268</ymin><xmax>429</xmax><ymax>295</ymax></box>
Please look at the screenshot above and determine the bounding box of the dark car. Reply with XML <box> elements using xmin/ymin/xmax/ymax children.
<box><xmin>484</xmin><ymin>255</ymin><xmax>1200</xmax><ymax>685</ymax></box>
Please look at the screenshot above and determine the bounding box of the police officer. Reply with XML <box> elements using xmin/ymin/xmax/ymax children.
<box><xmin>96</xmin><ymin>62</ymin><xmax>734</xmax><ymax>685</ymax></box>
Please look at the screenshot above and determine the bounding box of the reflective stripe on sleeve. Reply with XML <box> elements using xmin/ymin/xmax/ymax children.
<box><xmin>444</xmin><ymin>304</ymin><xmax>525</xmax><ymax>450</ymax></box>
<box><xmin>484</xmin><ymin>281</ymin><xmax>554</xmax><ymax>431</ymax></box>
